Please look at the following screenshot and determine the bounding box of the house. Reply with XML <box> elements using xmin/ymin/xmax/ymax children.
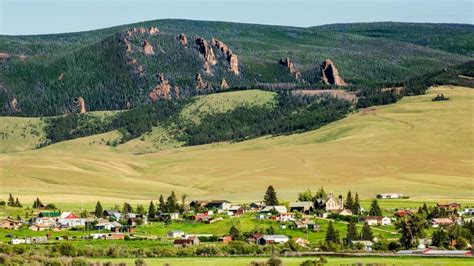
<box><xmin>376</xmin><ymin>193</ymin><xmax>402</xmax><ymax>199</ymax></box>
<box><xmin>10</xmin><ymin>239</ymin><xmax>27</xmax><ymax>245</ymax></box>
<box><xmin>256</xmin><ymin>235</ymin><xmax>289</xmax><ymax>245</ymax></box>
<box><xmin>395</xmin><ymin>209</ymin><xmax>413</xmax><ymax>218</ymax></box>
<box><xmin>276</xmin><ymin>213</ymin><xmax>295</xmax><ymax>222</ymax></box>
<box><xmin>247</xmin><ymin>233</ymin><xmax>263</xmax><ymax>243</ymax></box>
<box><xmin>174</xmin><ymin>236</ymin><xmax>200</xmax><ymax>247</ymax></box>
<box><xmin>325</xmin><ymin>193</ymin><xmax>343</xmax><ymax>212</ymax></box>
<box><xmin>206</xmin><ymin>200</ymin><xmax>232</xmax><ymax>211</ymax></box>
<box><xmin>189</xmin><ymin>200</ymin><xmax>209</xmax><ymax>210</ymax></box>
<box><xmin>228</xmin><ymin>205</ymin><xmax>245</xmax><ymax>216</ymax></box>
<box><xmin>260</xmin><ymin>206</ymin><xmax>287</xmax><ymax>214</ymax></box>
<box><xmin>1</xmin><ymin>218</ymin><xmax>22</xmax><ymax>230</ymax></box>
<box><xmin>106</xmin><ymin>233</ymin><xmax>125</xmax><ymax>240</ymax></box>
<box><xmin>437</xmin><ymin>203</ymin><xmax>461</xmax><ymax>210</ymax></box>
<box><xmin>365</xmin><ymin>216</ymin><xmax>391</xmax><ymax>226</ymax></box>
<box><xmin>102</xmin><ymin>210</ymin><xmax>122</xmax><ymax>220</ymax></box>
<box><xmin>250</xmin><ymin>202</ymin><xmax>265</xmax><ymax>210</ymax></box>
<box><xmin>29</xmin><ymin>224</ymin><xmax>51</xmax><ymax>231</ymax></box>
<box><xmin>155</xmin><ymin>212</ymin><xmax>180</xmax><ymax>221</ymax></box>
<box><xmin>463</xmin><ymin>208</ymin><xmax>474</xmax><ymax>216</ymax></box>
<box><xmin>58</xmin><ymin>212</ymin><xmax>85</xmax><ymax>228</ymax></box>
<box><xmin>336</xmin><ymin>209</ymin><xmax>353</xmax><ymax>216</ymax></box>
<box><xmin>94</xmin><ymin>221</ymin><xmax>122</xmax><ymax>231</ymax></box>
<box><xmin>125</xmin><ymin>213</ymin><xmax>148</xmax><ymax>226</ymax></box>
<box><xmin>293</xmin><ymin>219</ymin><xmax>319</xmax><ymax>231</ymax></box>
<box><xmin>168</xmin><ymin>230</ymin><xmax>185</xmax><ymax>238</ymax></box>
<box><xmin>219</xmin><ymin>236</ymin><xmax>232</xmax><ymax>244</ymax></box>
<box><xmin>350</xmin><ymin>240</ymin><xmax>374</xmax><ymax>251</ymax></box>
<box><xmin>289</xmin><ymin>202</ymin><xmax>314</xmax><ymax>214</ymax></box>
<box><xmin>294</xmin><ymin>237</ymin><xmax>310</xmax><ymax>247</ymax></box>
<box><xmin>432</xmin><ymin>218</ymin><xmax>454</xmax><ymax>227</ymax></box>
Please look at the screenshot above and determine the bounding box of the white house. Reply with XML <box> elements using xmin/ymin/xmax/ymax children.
<box><xmin>206</xmin><ymin>200</ymin><xmax>232</xmax><ymax>211</ymax></box>
<box><xmin>94</xmin><ymin>221</ymin><xmax>122</xmax><ymax>231</ymax></box>
<box><xmin>10</xmin><ymin>239</ymin><xmax>26</xmax><ymax>245</ymax></box>
<box><xmin>167</xmin><ymin>230</ymin><xmax>185</xmax><ymax>238</ymax></box>
<box><xmin>376</xmin><ymin>193</ymin><xmax>402</xmax><ymax>199</ymax></box>
<box><xmin>325</xmin><ymin>193</ymin><xmax>343</xmax><ymax>212</ymax></box>
<box><xmin>365</xmin><ymin>216</ymin><xmax>391</xmax><ymax>226</ymax></box>
<box><xmin>463</xmin><ymin>208</ymin><xmax>474</xmax><ymax>216</ymax></box>
<box><xmin>58</xmin><ymin>212</ymin><xmax>86</xmax><ymax>228</ymax></box>
<box><xmin>277</xmin><ymin>213</ymin><xmax>295</xmax><ymax>222</ymax></box>
<box><xmin>257</xmin><ymin>235</ymin><xmax>289</xmax><ymax>245</ymax></box>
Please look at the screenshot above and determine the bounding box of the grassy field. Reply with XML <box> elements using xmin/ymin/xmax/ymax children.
<box><xmin>89</xmin><ymin>256</ymin><xmax>474</xmax><ymax>266</ymax></box>
<box><xmin>0</xmin><ymin>86</ymin><xmax>473</xmax><ymax>203</ymax></box>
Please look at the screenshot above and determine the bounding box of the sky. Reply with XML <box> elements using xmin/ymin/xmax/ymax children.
<box><xmin>1</xmin><ymin>0</ymin><xmax>473</xmax><ymax>35</ymax></box>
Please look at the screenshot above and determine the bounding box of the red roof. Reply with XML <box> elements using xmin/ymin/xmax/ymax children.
<box><xmin>65</xmin><ymin>213</ymin><xmax>79</xmax><ymax>219</ymax></box>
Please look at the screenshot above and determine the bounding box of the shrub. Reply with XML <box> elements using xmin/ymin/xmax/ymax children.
<box><xmin>135</xmin><ymin>258</ymin><xmax>147</xmax><ymax>266</ymax></box>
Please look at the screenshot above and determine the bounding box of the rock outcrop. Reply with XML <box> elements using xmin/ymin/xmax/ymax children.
<box><xmin>143</xmin><ymin>40</ymin><xmax>154</xmax><ymax>55</ymax></box>
<box><xmin>76</xmin><ymin>97</ymin><xmax>86</xmax><ymax>113</ymax></box>
<box><xmin>279</xmin><ymin>57</ymin><xmax>301</xmax><ymax>80</ymax></box>
<box><xmin>10</xmin><ymin>97</ymin><xmax>18</xmax><ymax>113</ymax></box>
<box><xmin>124</xmin><ymin>38</ymin><xmax>132</xmax><ymax>53</ymax></box>
<box><xmin>321</xmin><ymin>59</ymin><xmax>347</xmax><ymax>86</ymax></box>
<box><xmin>220</xmin><ymin>79</ymin><xmax>229</xmax><ymax>89</ymax></box>
<box><xmin>179</xmin><ymin>33</ymin><xmax>188</xmax><ymax>46</ymax></box>
<box><xmin>174</xmin><ymin>86</ymin><xmax>181</xmax><ymax>98</ymax></box>
<box><xmin>211</xmin><ymin>38</ymin><xmax>239</xmax><ymax>75</ymax></box>
<box><xmin>195</xmin><ymin>73</ymin><xmax>207</xmax><ymax>90</ymax></box>
<box><xmin>149</xmin><ymin>74</ymin><xmax>172</xmax><ymax>102</ymax></box>
<box><xmin>0</xmin><ymin>53</ymin><xmax>10</xmax><ymax>60</ymax></box>
<box><xmin>195</xmin><ymin>37</ymin><xmax>216</xmax><ymax>73</ymax></box>
<box><xmin>149</xmin><ymin>27</ymin><xmax>159</xmax><ymax>35</ymax></box>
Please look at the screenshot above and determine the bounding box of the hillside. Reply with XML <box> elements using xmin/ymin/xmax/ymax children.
<box><xmin>1</xmin><ymin>20</ymin><xmax>472</xmax><ymax>116</ymax></box>
<box><xmin>316</xmin><ymin>22</ymin><xmax>474</xmax><ymax>56</ymax></box>
<box><xmin>0</xmin><ymin>86</ymin><xmax>472</xmax><ymax>202</ymax></box>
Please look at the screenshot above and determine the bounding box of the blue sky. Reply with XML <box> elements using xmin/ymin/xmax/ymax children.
<box><xmin>1</xmin><ymin>0</ymin><xmax>473</xmax><ymax>35</ymax></box>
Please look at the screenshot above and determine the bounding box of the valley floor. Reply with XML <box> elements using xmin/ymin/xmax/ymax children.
<box><xmin>0</xmin><ymin>86</ymin><xmax>473</xmax><ymax>203</ymax></box>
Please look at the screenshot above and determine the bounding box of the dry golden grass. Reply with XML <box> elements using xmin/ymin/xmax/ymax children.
<box><xmin>0</xmin><ymin>86</ymin><xmax>472</xmax><ymax>204</ymax></box>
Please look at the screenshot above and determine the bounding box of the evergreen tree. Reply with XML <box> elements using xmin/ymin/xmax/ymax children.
<box><xmin>396</xmin><ymin>215</ymin><xmax>426</xmax><ymax>249</ymax></box>
<box><xmin>297</xmin><ymin>189</ymin><xmax>313</xmax><ymax>202</ymax></box>
<box><xmin>360</xmin><ymin>222</ymin><xmax>373</xmax><ymax>241</ymax></box>
<box><xmin>325</xmin><ymin>221</ymin><xmax>340</xmax><ymax>244</ymax></box>
<box><xmin>122</xmin><ymin>202</ymin><xmax>133</xmax><ymax>214</ymax></box>
<box><xmin>344</xmin><ymin>191</ymin><xmax>354</xmax><ymax>210</ymax></box>
<box><xmin>136</xmin><ymin>204</ymin><xmax>145</xmax><ymax>215</ymax></box>
<box><xmin>352</xmin><ymin>193</ymin><xmax>361</xmax><ymax>215</ymax></box>
<box><xmin>264</xmin><ymin>185</ymin><xmax>279</xmax><ymax>206</ymax></box>
<box><xmin>369</xmin><ymin>199</ymin><xmax>382</xmax><ymax>216</ymax></box>
<box><xmin>158</xmin><ymin>194</ymin><xmax>165</xmax><ymax>212</ymax></box>
<box><xmin>14</xmin><ymin>198</ymin><xmax>22</xmax><ymax>208</ymax></box>
<box><xmin>148</xmin><ymin>201</ymin><xmax>156</xmax><ymax>218</ymax></box>
<box><xmin>33</xmin><ymin>197</ymin><xmax>43</xmax><ymax>209</ymax></box>
<box><xmin>315</xmin><ymin>187</ymin><xmax>327</xmax><ymax>199</ymax></box>
<box><xmin>229</xmin><ymin>225</ymin><xmax>241</xmax><ymax>241</ymax></box>
<box><xmin>432</xmin><ymin>228</ymin><xmax>449</xmax><ymax>248</ymax></box>
<box><xmin>7</xmin><ymin>194</ymin><xmax>15</xmax><ymax>207</ymax></box>
<box><xmin>95</xmin><ymin>201</ymin><xmax>103</xmax><ymax>218</ymax></box>
<box><xmin>346</xmin><ymin>220</ymin><xmax>358</xmax><ymax>242</ymax></box>
<box><xmin>166</xmin><ymin>191</ymin><xmax>178</xmax><ymax>213</ymax></box>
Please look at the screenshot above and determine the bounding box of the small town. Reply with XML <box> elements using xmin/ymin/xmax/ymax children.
<box><xmin>0</xmin><ymin>186</ymin><xmax>472</xmax><ymax>265</ymax></box>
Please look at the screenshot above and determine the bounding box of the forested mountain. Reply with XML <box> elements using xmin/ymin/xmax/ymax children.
<box><xmin>1</xmin><ymin>20</ymin><xmax>472</xmax><ymax>117</ymax></box>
